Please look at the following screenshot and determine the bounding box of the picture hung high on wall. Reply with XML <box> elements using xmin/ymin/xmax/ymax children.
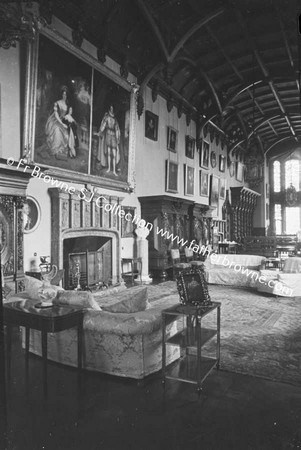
<box><xmin>199</xmin><ymin>170</ymin><xmax>209</xmax><ymax>197</ymax></box>
<box><xmin>229</xmin><ymin>161</ymin><xmax>235</xmax><ymax>177</ymax></box>
<box><xmin>236</xmin><ymin>162</ymin><xmax>244</xmax><ymax>182</ymax></box>
<box><xmin>210</xmin><ymin>151</ymin><xmax>217</xmax><ymax>168</ymax></box>
<box><xmin>210</xmin><ymin>175</ymin><xmax>219</xmax><ymax>208</ymax></box>
<box><xmin>166</xmin><ymin>160</ymin><xmax>179</xmax><ymax>193</ymax></box>
<box><xmin>90</xmin><ymin>70</ymin><xmax>131</xmax><ymax>181</ymax></box>
<box><xmin>219</xmin><ymin>155</ymin><xmax>226</xmax><ymax>172</ymax></box>
<box><xmin>167</xmin><ymin>126</ymin><xmax>178</xmax><ymax>152</ymax></box>
<box><xmin>200</xmin><ymin>140</ymin><xmax>209</xmax><ymax>168</ymax></box>
<box><xmin>121</xmin><ymin>207</ymin><xmax>136</xmax><ymax>237</ymax></box>
<box><xmin>219</xmin><ymin>178</ymin><xmax>226</xmax><ymax>199</ymax></box>
<box><xmin>185</xmin><ymin>135</ymin><xmax>195</xmax><ymax>159</ymax></box>
<box><xmin>145</xmin><ymin>110</ymin><xmax>158</xmax><ymax>141</ymax></box>
<box><xmin>34</xmin><ymin>35</ymin><xmax>92</xmax><ymax>174</ymax></box>
<box><xmin>25</xmin><ymin>33</ymin><xmax>134</xmax><ymax>188</ymax></box>
<box><xmin>184</xmin><ymin>165</ymin><xmax>195</xmax><ymax>196</ymax></box>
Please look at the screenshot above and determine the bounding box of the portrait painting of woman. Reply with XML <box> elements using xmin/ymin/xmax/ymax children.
<box><xmin>34</xmin><ymin>35</ymin><xmax>91</xmax><ymax>173</ymax></box>
<box><xmin>45</xmin><ymin>86</ymin><xmax>70</xmax><ymax>158</ymax></box>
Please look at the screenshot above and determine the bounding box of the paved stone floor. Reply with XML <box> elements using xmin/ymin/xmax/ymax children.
<box><xmin>0</xmin><ymin>328</ymin><xmax>301</xmax><ymax>450</ymax></box>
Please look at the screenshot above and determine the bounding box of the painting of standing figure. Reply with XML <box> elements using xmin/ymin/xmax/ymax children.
<box><xmin>34</xmin><ymin>35</ymin><xmax>92</xmax><ymax>173</ymax></box>
<box><xmin>91</xmin><ymin>70</ymin><xmax>131</xmax><ymax>181</ymax></box>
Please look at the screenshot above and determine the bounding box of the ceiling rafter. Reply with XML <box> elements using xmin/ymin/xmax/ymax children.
<box><xmin>264</xmin><ymin>136</ymin><xmax>295</xmax><ymax>156</ymax></box>
<box><xmin>229</xmin><ymin>114</ymin><xmax>281</xmax><ymax>153</ymax></box>
<box><xmin>134</xmin><ymin>0</ymin><xmax>169</xmax><ymax>60</ymax></box>
<box><xmin>234</xmin><ymin>9</ymin><xmax>299</xmax><ymax>143</ymax></box>
<box><xmin>168</xmin><ymin>8</ymin><xmax>224</xmax><ymax>62</ymax></box>
<box><xmin>275</xmin><ymin>6</ymin><xmax>300</xmax><ymax>92</ymax></box>
<box><xmin>176</xmin><ymin>56</ymin><xmax>222</xmax><ymax>114</ymax></box>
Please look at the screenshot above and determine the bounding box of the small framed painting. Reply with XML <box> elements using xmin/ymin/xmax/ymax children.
<box><xmin>210</xmin><ymin>151</ymin><xmax>217</xmax><ymax>168</ymax></box>
<box><xmin>220</xmin><ymin>178</ymin><xmax>226</xmax><ymax>199</ymax></box>
<box><xmin>23</xmin><ymin>196</ymin><xmax>41</xmax><ymax>233</ymax></box>
<box><xmin>166</xmin><ymin>160</ymin><xmax>179</xmax><ymax>193</ymax></box>
<box><xmin>184</xmin><ymin>165</ymin><xmax>195</xmax><ymax>196</ymax></box>
<box><xmin>185</xmin><ymin>135</ymin><xmax>195</xmax><ymax>159</ymax></box>
<box><xmin>199</xmin><ymin>170</ymin><xmax>209</xmax><ymax>197</ymax></box>
<box><xmin>167</xmin><ymin>126</ymin><xmax>178</xmax><ymax>152</ymax></box>
<box><xmin>200</xmin><ymin>140</ymin><xmax>209</xmax><ymax>168</ymax></box>
<box><xmin>229</xmin><ymin>161</ymin><xmax>235</xmax><ymax>177</ymax></box>
<box><xmin>121</xmin><ymin>207</ymin><xmax>136</xmax><ymax>237</ymax></box>
<box><xmin>210</xmin><ymin>175</ymin><xmax>219</xmax><ymax>208</ymax></box>
<box><xmin>219</xmin><ymin>155</ymin><xmax>226</xmax><ymax>172</ymax></box>
<box><xmin>266</xmin><ymin>183</ymin><xmax>270</xmax><ymax>198</ymax></box>
<box><xmin>145</xmin><ymin>110</ymin><xmax>158</xmax><ymax>141</ymax></box>
<box><xmin>236</xmin><ymin>162</ymin><xmax>244</xmax><ymax>182</ymax></box>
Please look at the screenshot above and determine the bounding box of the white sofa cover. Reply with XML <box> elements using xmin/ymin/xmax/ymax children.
<box><xmin>203</xmin><ymin>254</ymin><xmax>266</xmax><ymax>287</ymax></box>
<box><xmin>257</xmin><ymin>257</ymin><xmax>301</xmax><ymax>297</ymax></box>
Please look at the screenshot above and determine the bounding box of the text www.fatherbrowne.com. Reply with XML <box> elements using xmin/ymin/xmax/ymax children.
<box><xmin>9</xmin><ymin>157</ymin><xmax>293</xmax><ymax>296</ymax></box>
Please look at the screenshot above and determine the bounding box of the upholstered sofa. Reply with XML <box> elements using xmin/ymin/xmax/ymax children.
<box><xmin>257</xmin><ymin>257</ymin><xmax>301</xmax><ymax>297</ymax></box>
<box><xmin>8</xmin><ymin>277</ymin><xmax>180</xmax><ymax>379</ymax></box>
<box><xmin>203</xmin><ymin>253</ymin><xmax>266</xmax><ymax>288</ymax></box>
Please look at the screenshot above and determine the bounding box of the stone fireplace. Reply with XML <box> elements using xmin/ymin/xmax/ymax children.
<box><xmin>49</xmin><ymin>188</ymin><xmax>123</xmax><ymax>289</ymax></box>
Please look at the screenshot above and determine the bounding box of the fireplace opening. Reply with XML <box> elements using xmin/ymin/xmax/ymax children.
<box><xmin>63</xmin><ymin>236</ymin><xmax>112</xmax><ymax>290</ymax></box>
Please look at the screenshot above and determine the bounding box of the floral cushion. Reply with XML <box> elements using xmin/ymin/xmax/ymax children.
<box><xmin>54</xmin><ymin>290</ymin><xmax>102</xmax><ymax>310</ymax></box>
<box><xmin>101</xmin><ymin>286</ymin><xmax>149</xmax><ymax>313</ymax></box>
<box><xmin>24</xmin><ymin>275</ymin><xmax>63</xmax><ymax>300</ymax></box>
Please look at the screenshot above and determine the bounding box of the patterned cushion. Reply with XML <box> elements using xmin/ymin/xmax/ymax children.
<box><xmin>24</xmin><ymin>275</ymin><xmax>63</xmax><ymax>300</ymax></box>
<box><xmin>54</xmin><ymin>290</ymin><xmax>102</xmax><ymax>310</ymax></box>
<box><xmin>283</xmin><ymin>257</ymin><xmax>301</xmax><ymax>273</ymax></box>
<box><xmin>102</xmin><ymin>286</ymin><xmax>149</xmax><ymax>313</ymax></box>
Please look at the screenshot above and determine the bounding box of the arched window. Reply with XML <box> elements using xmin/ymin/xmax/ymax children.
<box><xmin>273</xmin><ymin>160</ymin><xmax>280</xmax><ymax>192</ymax></box>
<box><xmin>285</xmin><ymin>159</ymin><xmax>299</xmax><ymax>189</ymax></box>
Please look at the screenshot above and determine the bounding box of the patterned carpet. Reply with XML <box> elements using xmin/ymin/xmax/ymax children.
<box><xmin>147</xmin><ymin>282</ymin><xmax>301</xmax><ymax>386</ymax></box>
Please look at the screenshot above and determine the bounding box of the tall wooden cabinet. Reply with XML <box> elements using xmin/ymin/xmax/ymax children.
<box><xmin>139</xmin><ymin>196</ymin><xmax>217</xmax><ymax>279</ymax></box>
<box><xmin>0</xmin><ymin>163</ymin><xmax>31</xmax><ymax>295</ymax></box>
<box><xmin>230</xmin><ymin>187</ymin><xmax>260</xmax><ymax>242</ymax></box>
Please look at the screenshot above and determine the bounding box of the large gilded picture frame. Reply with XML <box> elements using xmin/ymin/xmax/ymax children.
<box><xmin>23</xmin><ymin>29</ymin><xmax>137</xmax><ymax>190</ymax></box>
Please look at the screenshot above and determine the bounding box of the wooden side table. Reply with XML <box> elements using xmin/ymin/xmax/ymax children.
<box><xmin>162</xmin><ymin>302</ymin><xmax>221</xmax><ymax>395</ymax></box>
<box><xmin>3</xmin><ymin>300</ymin><xmax>84</xmax><ymax>397</ymax></box>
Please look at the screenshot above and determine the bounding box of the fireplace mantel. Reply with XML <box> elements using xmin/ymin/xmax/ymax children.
<box><xmin>49</xmin><ymin>188</ymin><xmax>123</xmax><ymax>286</ymax></box>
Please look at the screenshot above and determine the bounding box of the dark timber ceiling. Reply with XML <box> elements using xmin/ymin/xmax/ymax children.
<box><xmin>1</xmin><ymin>0</ymin><xmax>301</xmax><ymax>158</ymax></box>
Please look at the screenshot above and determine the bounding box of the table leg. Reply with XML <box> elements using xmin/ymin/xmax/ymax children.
<box><xmin>196</xmin><ymin>316</ymin><xmax>202</xmax><ymax>396</ymax></box>
<box><xmin>41</xmin><ymin>330</ymin><xmax>47</xmax><ymax>397</ymax></box>
<box><xmin>162</xmin><ymin>315</ymin><xmax>166</xmax><ymax>389</ymax></box>
<box><xmin>217</xmin><ymin>306</ymin><xmax>221</xmax><ymax>369</ymax></box>
<box><xmin>5</xmin><ymin>325</ymin><xmax>12</xmax><ymax>381</ymax></box>
<box><xmin>77</xmin><ymin>320</ymin><xmax>83</xmax><ymax>371</ymax></box>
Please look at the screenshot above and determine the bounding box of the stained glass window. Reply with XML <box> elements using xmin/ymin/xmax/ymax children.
<box><xmin>285</xmin><ymin>159</ymin><xmax>300</xmax><ymax>190</ymax></box>
<box><xmin>273</xmin><ymin>160</ymin><xmax>280</xmax><ymax>192</ymax></box>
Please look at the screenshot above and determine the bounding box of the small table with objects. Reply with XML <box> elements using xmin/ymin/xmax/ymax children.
<box><xmin>3</xmin><ymin>299</ymin><xmax>84</xmax><ymax>397</ymax></box>
<box><xmin>161</xmin><ymin>302</ymin><xmax>221</xmax><ymax>395</ymax></box>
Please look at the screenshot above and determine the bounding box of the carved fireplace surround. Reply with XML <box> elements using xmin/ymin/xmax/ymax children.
<box><xmin>49</xmin><ymin>188</ymin><xmax>124</xmax><ymax>288</ymax></box>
